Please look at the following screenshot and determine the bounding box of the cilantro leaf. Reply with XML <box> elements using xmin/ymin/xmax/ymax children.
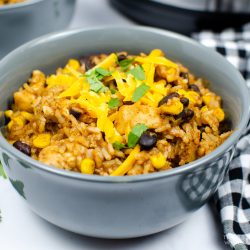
<box><xmin>127</xmin><ymin>65</ymin><xmax>146</xmax><ymax>80</ymax></box>
<box><xmin>95</xmin><ymin>67</ymin><xmax>112</xmax><ymax>77</ymax></box>
<box><xmin>113</xmin><ymin>142</ymin><xmax>126</xmax><ymax>150</ymax></box>
<box><xmin>128</xmin><ymin>124</ymin><xmax>148</xmax><ymax>148</ymax></box>
<box><xmin>108</xmin><ymin>98</ymin><xmax>120</xmax><ymax>109</ymax></box>
<box><xmin>90</xmin><ymin>82</ymin><xmax>104</xmax><ymax>93</ymax></box>
<box><xmin>86</xmin><ymin>69</ymin><xmax>108</xmax><ymax>93</ymax></box>
<box><xmin>118</xmin><ymin>58</ymin><xmax>134</xmax><ymax>71</ymax></box>
<box><xmin>110</xmin><ymin>88</ymin><xmax>117</xmax><ymax>94</ymax></box>
<box><xmin>132</xmin><ymin>83</ymin><xmax>150</xmax><ymax>102</ymax></box>
<box><xmin>0</xmin><ymin>162</ymin><xmax>6</xmax><ymax>179</ymax></box>
<box><xmin>85</xmin><ymin>68</ymin><xmax>95</xmax><ymax>77</ymax></box>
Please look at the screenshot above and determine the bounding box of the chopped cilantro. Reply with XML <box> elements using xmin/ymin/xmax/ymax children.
<box><xmin>127</xmin><ymin>65</ymin><xmax>146</xmax><ymax>81</ymax></box>
<box><xmin>95</xmin><ymin>67</ymin><xmax>112</xmax><ymax>77</ymax></box>
<box><xmin>132</xmin><ymin>83</ymin><xmax>150</xmax><ymax>102</ymax></box>
<box><xmin>113</xmin><ymin>142</ymin><xmax>126</xmax><ymax>150</ymax></box>
<box><xmin>85</xmin><ymin>68</ymin><xmax>108</xmax><ymax>93</ymax></box>
<box><xmin>108</xmin><ymin>98</ymin><xmax>120</xmax><ymax>109</ymax></box>
<box><xmin>128</xmin><ymin>124</ymin><xmax>148</xmax><ymax>148</ymax></box>
<box><xmin>118</xmin><ymin>58</ymin><xmax>134</xmax><ymax>71</ymax></box>
<box><xmin>90</xmin><ymin>82</ymin><xmax>105</xmax><ymax>93</ymax></box>
<box><xmin>110</xmin><ymin>88</ymin><xmax>117</xmax><ymax>94</ymax></box>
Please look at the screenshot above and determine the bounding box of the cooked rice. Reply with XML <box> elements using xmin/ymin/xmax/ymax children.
<box><xmin>4</xmin><ymin>49</ymin><xmax>232</xmax><ymax>176</ymax></box>
<box><xmin>0</xmin><ymin>0</ymin><xmax>24</xmax><ymax>5</ymax></box>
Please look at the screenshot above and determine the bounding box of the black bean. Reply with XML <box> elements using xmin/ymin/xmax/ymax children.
<box><xmin>139</xmin><ymin>132</ymin><xmax>157</xmax><ymax>151</ymax></box>
<box><xmin>189</xmin><ymin>84</ymin><xmax>200</xmax><ymax>93</ymax></box>
<box><xmin>180</xmin><ymin>97</ymin><xmax>189</xmax><ymax>107</ymax></box>
<box><xmin>174</xmin><ymin>110</ymin><xmax>185</xmax><ymax>120</ymax></box>
<box><xmin>180</xmin><ymin>72</ymin><xmax>189</xmax><ymax>80</ymax></box>
<box><xmin>180</xmin><ymin>72</ymin><xmax>189</xmax><ymax>84</ymax></box>
<box><xmin>185</xmin><ymin>109</ymin><xmax>194</xmax><ymax>122</ymax></box>
<box><xmin>175</xmin><ymin>108</ymin><xmax>194</xmax><ymax>123</ymax></box>
<box><xmin>158</xmin><ymin>92</ymin><xmax>180</xmax><ymax>107</ymax></box>
<box><xmin>198</xmin><ymin>125</ymin><xmax>207</xmax><ymax>140</ymax></box>
<box><xmin>123</xmin><ymin>101</ymin><xmax>133</xmax><ymax>105</ymax></box>
<box><xmin>13</xmin><ymin>141</ymin><xmax>31</xmax><ymax>156</ymax></box>
<box><xmin>101</xmin><ymin>132</ymin><xmax>105</xmax><ymax>140</ymax></box>
<box><xmin>69</xmin><ymin>108</ymin><xmax>82</xmax><ymax>119</ymax></box>
<box><xmin>171</xmin><ymin>156</ymin><xmax>180</xmax><ymax>168</ymax></box>
<box><xmin>79</xmin><ymin>56</ymin><xmax>94</xmax><ymax>71</ymax></box>
<box><xmin>45</xmin><ymin>122</ymin><xmax>58</xmax><ymax>134</ymax></box>
<box><xmin>117</xmin><ymin>54</ymin><xmax>127</xmax><ymax>61</ymax></box>
<box><xmin>198</xmin><ymin>125</ymin><xmax>206</xmax><ymax>134</ymax></box>
<box><xmin>219</xmin><ymin>118</ymin><xmax>232</xmax><ymax>134</ymax></box>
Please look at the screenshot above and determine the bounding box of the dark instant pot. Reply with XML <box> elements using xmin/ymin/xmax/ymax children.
<box><xmin>110</xmin><ymin>0</ymin><xmax>250</xmax><ymax>35</ymax></box>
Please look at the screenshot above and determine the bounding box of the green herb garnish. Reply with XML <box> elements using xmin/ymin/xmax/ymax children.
<box><xmin>118</xmin><ymin>58</ymin><xmax>134</xmax><ymax>71</ymax></box>
<box><xmin>132</xmin><ymin>83</ymin><xmax>150</xmax><ymax>102</ymax></box>
<box><xmin>108</xmin><ymin>98</ymin><xmax>121</xmax><ymax>109</ymax></box>
<box><xmin>110</xmin><ymin>88</ymin><xmax>117</xmax><ymax>94</ymax></box>
<box><xmin>95</xmin><ymin>67</ymin><xmax>112</xmax><ymax>77</ymax></box>
<box><xmin>127</xmin><ymin>65</ymin><xmax>146</xmax><ymax>81</ymax></box>
<box><xmin>113</xmin><ymin>142</ymin><xmax>126</xmax><ymax>150</ymax></box>
<box><xmin>85</xmin><ymin>68</ymin><xmax>108</xmax><ymax>93</ymax></box>
<box><xmin>89</xmin><ymin>82</ymin><xmax>106</xmax><ymax>93</ymax></box>
<box><xmin>128</xmin><ymin>124</ymin><xmax>148</xmax><ymax>148</ymax></box>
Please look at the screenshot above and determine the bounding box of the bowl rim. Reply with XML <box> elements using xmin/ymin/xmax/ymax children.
<box><xmin>0</xmin><ymin>25</ymin><xmax>249</xmax><ymax>183</ymax></box>
<box><xmin>0</xmin><ymin>0</ymin><xmax>44</xmax><ymax>11</ymax></box>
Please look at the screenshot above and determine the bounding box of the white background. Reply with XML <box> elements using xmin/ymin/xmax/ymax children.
<box><xmin>0</xmin><ymin>0</ymin><xmax>230</xmax><ymax>249</ymax></box>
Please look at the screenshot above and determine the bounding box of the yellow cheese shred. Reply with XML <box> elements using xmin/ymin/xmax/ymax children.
<box><xmin>94</xmin><ymin>53</ymin><xmax>117</xmax><ymax>69</ymax></box>
<box><xmin>135</xmin><ymin>56</ymin><xmax>178</xmax><ymax>68</ymax></box>
<box><xmin>110</xmin><ymin>145</ymin><xmax>140</xmax><ymax>176</ymax></box>
<box><xmin>58</xmin><ymin>80</ymin><xmax>84</xmax><ymax>98</ymax></box>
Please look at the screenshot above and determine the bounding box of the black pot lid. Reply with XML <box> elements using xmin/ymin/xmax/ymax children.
<box><xmin>110</xmin><ymin>0</ymin><xmax>250</xmax><ymax>35</ymax></box>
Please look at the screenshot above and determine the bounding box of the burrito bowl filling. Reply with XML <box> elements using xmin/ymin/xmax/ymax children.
<box><xmin>4</xmin><ymin>49</ymin><xmax>232</xmax><ymax>176</ymax></box>
<box><xmin>0</xmin><ymin>0</ymin><xmax>25</xmax><ymax>5</ymax></box>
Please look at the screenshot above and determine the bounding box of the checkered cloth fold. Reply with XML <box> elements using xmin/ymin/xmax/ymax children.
<box><xmin>193</xmin><ymin>24</ymin><xmax>250</xmax><ymax>250</ymax></box>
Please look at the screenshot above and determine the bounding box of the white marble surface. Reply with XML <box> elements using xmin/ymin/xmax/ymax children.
<box><xmin>0</xmin><ymin>176</ymin><xmax>229</xmax><ymax>250</ymax></box>
<box><xmin>0</xmin><ymin>0</ymin><xmax>231</xmax><ymax>249</ymax></box>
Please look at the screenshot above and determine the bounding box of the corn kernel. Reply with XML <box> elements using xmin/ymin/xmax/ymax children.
<box><xmin>150</xmin><ymin>152</ymin><xmax>166</xmax><ymax>169</ymax></box>
<box><xmin>21</xmin><ymin>111</ymin><xmax>33</xmax><ymax>121</ymax></box>
<box><xmin>12</xmin><ymin>116</ymin><xmax>25</xmax><ymax>128</ymax></box>
<box><xmin>201</xmin><ymin>105</ymin><xmax>208</xmax><ymax>113</ymax></box>
<box><xmin>187</xmin><ymin>91</ymin><xmax>200</xmax><ymax>104</ymax></box>
<box><xmin>166</xmin><ymin>68</ymin><xmax>178</xmax><ymax>82</ymax></box>
<box><xmin>202</xmin><ymin>94</ymin><xmax>212</xmax><ymax>106</ymax></box>
<box><xmin>177</xmin><ymin>90</ymin><xmax>200</xmax><ymax>104</ymax></box>
<box><xmin>213</xmin><ymin>108</ymin><xmax>225</xmax><ymax>122</ymax></box>
<box><xmin>67</xmin><ymin>59</ymin><xmax>80</xmax><ymax>70</ymax></box>
<box><xmin>7</xmin><ymin>120</ymin><xmax>13</xmax><ymax>130</ymax></box>
<box><xmin>33</xmin><ymin>133</ymin><xmax>51</xmax><ymax>148</ymax></box>
<box><xmin>149</xmin><ymin>49</ymin><xmax>164</xmax><ymax>57</ymax></box>
<box><xmin>160</xmin><ymin>100</ymin><xmax>183</xmax><ymax>115</ymax></box>
<box><xmin>14</xmin><ymin>91</ymin><xmax>35</xmax><ymax>112</ymax></box>
<box><xmin>80</xmin><ymin>158</ymin><xmax>95</xmax><ymax>174</ymax></box>
<box><xmin>5</xmin><ymin>110</ymin><xmax>13</xmax><ymax>118</ymax></box>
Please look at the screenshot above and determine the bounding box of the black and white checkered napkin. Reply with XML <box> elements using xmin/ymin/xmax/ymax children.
<box><xmin>193</xmin><ymin>24</ymin><xmax>250</xmax><ymax>250</ymax></box>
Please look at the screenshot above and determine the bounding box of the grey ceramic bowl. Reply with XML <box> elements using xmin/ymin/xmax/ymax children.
<box><xmin>0</xmin><ymin>26</ymin><xmax>249</xmax><ymax>239</ymax></box>
<box><xmin>0</xmin><ymin>0</ymin><xmax>76</xmax><ymax>58</ymax></box>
